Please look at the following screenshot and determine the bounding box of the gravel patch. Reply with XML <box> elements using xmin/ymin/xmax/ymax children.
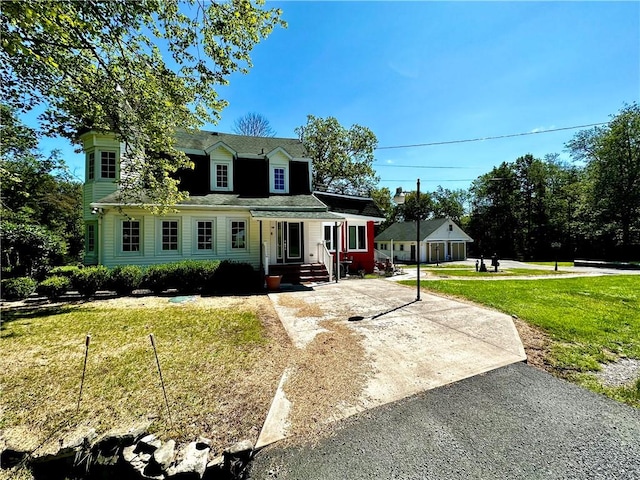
<box><xmin>596</xmin><ymin>358</ymin><xmax>640</xmax><ymax>387</ymax></box>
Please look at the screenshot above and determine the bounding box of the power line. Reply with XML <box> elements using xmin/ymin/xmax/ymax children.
<box><xmin>375</xmin><ymin>122</ymin><xmax>607</xmax><ymax>150</ymax></box>
<box><xmin>374</xmin><ymin>164</ymin><xmax>470</xmax><ymax>169</ymax></box>
<box><xmin>379</xmin><ymin>179</ymin><xmax>476</xmax><ymax>183</ymax></box>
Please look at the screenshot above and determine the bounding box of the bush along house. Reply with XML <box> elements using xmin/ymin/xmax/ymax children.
<box><xmin>81</xmin><ymin>130</ymin><xmax>382</xmax><ymax>284</ymax></box>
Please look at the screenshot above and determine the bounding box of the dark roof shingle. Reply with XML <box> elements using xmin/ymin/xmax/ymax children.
<box><xmin>175</xmin><ymin>130</ymin><xmax>308</xmax><ymax>158</ymax></box>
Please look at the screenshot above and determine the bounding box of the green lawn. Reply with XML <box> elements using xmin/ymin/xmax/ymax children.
<box><xmin>399</xmin><ymin>275</ymin><xmax>640</xmax><ymax>407</ymax></box>
<box><xmin>0</xmin><ymin>298</ymin><xmax>291</xmax><ymax>452</ymax></box>
<box><xmin>526</xmin><ymin>261</ymin><xmax>574</xmax><ymax>267</ymax></box>
<box><xmin>422</xmin><ymin>267</ymin><xmax>568</xmax><ymax>277</ymax></box>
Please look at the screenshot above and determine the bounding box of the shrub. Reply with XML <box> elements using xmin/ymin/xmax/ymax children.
<box><xmin>110</xmin><ymin>265</ymin><xmax>143</xmax><ymax>296</ymax></box>
<box><xmin>71</xmin><ymin>265</ymin><xmax>109</xmax><ymax>298</ymax></box>
<box><xmin>1</xmin><ymin>277</ymin><xmax>37</xmax><ymax>301</ymax></box>
<box><xmin>1</xmin><ymin>221</ymin><xmax>66</xmax><ymax>278</ymax></box>
<box><xmin>173</xmin><ymin>260</ymin><xmax>220</xmax><ymax>294</ymax></box>
<box><xmin>211</xmin><ymin>260</ymin><xmax>260</xmax><ymax>294</ymax></box>
<box><xmin>143</xmin><ymin>263</ymin><xmax>175</xmax><ymax>294</ymax></box>
<box><xmin>48</xmin><ymin>265</ymin><xmax>82</xmax><ymax>279</ymax></box>
<box><xmin>37</xmin><ymin>275</ymin><xmax>71</xmax><ymax>301</ymax></box>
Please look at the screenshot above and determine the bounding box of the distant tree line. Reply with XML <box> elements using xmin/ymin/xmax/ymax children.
<box><xmin>371</xmin><ymin>103</ymin><xmax>639</xmax><ymax>262</ymax></box>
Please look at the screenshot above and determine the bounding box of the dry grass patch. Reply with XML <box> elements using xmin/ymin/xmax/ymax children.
<box><xmin>0</xmin><ymin>295</ymin><xmax>293</xmax><ymax>455</ymax></box>
<box><xmin>277</xmin><ymin>294</ymin><xmax>324</xmax><ymax>318</ymax></box>
<box><xmin>283</xmin><ymin>321</ymin><xmax>371</xmax><ymax>444</ymax></box>
<box><xmin>513</xmin><ymin>317</ymin><xmax>552</xmax><ymax>371</ymax></box>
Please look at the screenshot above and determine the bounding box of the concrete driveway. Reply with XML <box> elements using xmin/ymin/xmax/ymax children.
<box><xmin>256</xmin><ymin>279</ymin><xmax>525</xmax><ymax>448</ymax></box>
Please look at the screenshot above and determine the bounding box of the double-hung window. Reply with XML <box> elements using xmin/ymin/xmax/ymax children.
<box><xmin>196</xmin><ymin>220</ymin><xmax>214</xmax><ymax>251</ymax></box>
<box><xmin>273</xmin><ymin>168</ymin><xmax>285</xmax><ymax>192</ymax></box>
<box><xmin>122</xmin><ymin>220</ymin><xmax>141</xmax><ymax>252</ymax></box>
<box><xmin>231</xmin><ymin>220</ymin><xmax>246</xmax><ymax>250</ymax></box>
<box><xmin>269</xmin><ymin>163</ymin><xmax>289</xmax><ymax>193</ymax></box>
<box><xmin>161</xmin><ymin>220</ymin><xmax>179</xmax><ymax>251</ymax></box>
<box><xmin>216</xmin><ymin>164</ymin><xmax>228</xmax><ymax>189</ymax></box>
<box><xmin>348</xmin><ymin>225</ymin><xmax>367</xmax><ymax>251</ymax></box>
<box><xmin>211</xmin><ymin>160</ymin><xmax>232</xmax><ymax>191</ymax></box>
<box><xmin>100</xmin><ymin>151</ymin><xmax>116</xmax><ymax>179</ymax></box>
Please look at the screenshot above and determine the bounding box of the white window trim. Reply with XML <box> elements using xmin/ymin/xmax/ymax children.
<box><xmin>269</xmin><ymin>161</ymin><xmax>289</xmax><ymax>194</ymax></box>
<box><xmin>193</xmin><ymin>218</ymin><xmax>216</xmax><ymax>254</ymax></box>
<box><xmin>118</xmin><ymin>218</ymin><xmax>143</xmax><ymax>256</ymax></box>
<box><xmin>210</xmin><ymin>160</ymin><xmax>233</xmax><ymax>191</ymax></box>
<box><xmin>347</xmin><ymin>223</ymin><xmax>367</xmax><ymax>252</ymax></box>
<box><xmin>229</xmin><ymin>218</ymin><xmax>248</xmax><ymax>251</ymax></box>
<box><xmin>156</xmin><ymin>218</ymin><xmax>181</xmax><ymax>255</ymax></box>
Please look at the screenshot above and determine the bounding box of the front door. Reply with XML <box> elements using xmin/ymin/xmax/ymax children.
<box><xmin>410</xmin><ymin>244</ymin><xmax>416</xmax><ymax>262</ymax></box>
<box><xmin>276</xmin><ymin>222</ymin><xmax>303</xmax><ymax>263</ymax></box>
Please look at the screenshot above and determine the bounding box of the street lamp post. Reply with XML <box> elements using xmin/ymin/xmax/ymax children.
<box><xmin>394</xmin><ymin>179</ymin><xmax>421</xmax><ymax>301</ymax></box>
<box><xmin>551</xmin><ymin>242</ymin><xmax>561</xmax><ymax>271</ymax></box>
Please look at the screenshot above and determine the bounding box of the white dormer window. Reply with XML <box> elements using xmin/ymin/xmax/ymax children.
<box><xmin>273</xmin><ymin>167</ymin><xmax>286</xmax><ymax>192</ymax></box>
<box><xmin>211</xmin><ymin>160</ymin><xmax>233</xmax><ymax>191</ymax></box>
<box><xmin>267</xmin><ymin>148</ymin><xmax>291</xmax><ymax>194</ymax></box>
<box><xmin>269</xmin><ymin>164</ymin><xmax>289</xmax><ymax>193</ymax></box>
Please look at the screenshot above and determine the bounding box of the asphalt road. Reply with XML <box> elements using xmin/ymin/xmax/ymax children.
<box><xmin>247</xmin><ymin>362</ymin><xmax>640</xmax><ymax>480</ymax></box>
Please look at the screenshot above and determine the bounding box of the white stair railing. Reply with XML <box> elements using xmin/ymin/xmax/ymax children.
<box><xmin>317</xmin><ymin>242</ymin><xmax>334</xmax><ymax>280</ymax></box>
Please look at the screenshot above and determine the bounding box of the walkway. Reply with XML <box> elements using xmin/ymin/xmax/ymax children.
<box><xmin>256</xmin><ymin>279</ymin><xmax>525</xmax><ymax>448</ymax></box>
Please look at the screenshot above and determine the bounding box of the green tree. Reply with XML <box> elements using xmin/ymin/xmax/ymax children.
<box><xmin>393</xmin><ymin>191</ymin><xmax>434</xmax><ymax>223</ymax></box>
<box><xmin>567</xmin><ymin>103</ymin><xmax>640</xmax><ymax>258</ymax></box>
<box><xmin>431</xmin><ymin>186</ymin><xmax>468</xmax><ymax>224</ymax></box>
<box><xmin>370</xmin><ymin>187</ymin><xmax>394</xmax><ymax>231</ymax></box>
<box><xmin>295</xmin><ymin>115</ymin><xmax>379</xmax><ymax>194</ymax></box>
<box><xmin>1</xmin><ymin>0</ymin><xmax>284</xmax><ymax>209</ymax></box>
<box><xmin>468</xmin><ymin>162</ymin><xmax>520</xmax><ymax>257</ymax></box>
<box><xmin>1</xmin><ymin>105</ymin><xmax>83</xmax><ymax>272</ymax></box>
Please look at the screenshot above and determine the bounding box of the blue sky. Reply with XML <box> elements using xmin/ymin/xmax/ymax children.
<box><xmin>35</xmin><ymin>1</ymin><xmax>639</xmax><ymax>194</ymax></box>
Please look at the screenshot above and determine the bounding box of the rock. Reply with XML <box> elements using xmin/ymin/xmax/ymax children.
<box><xmin>166</xmin><ymin>441</ymin><xmax>210</xmax><ymax>479</ymax></box>
<box><xmin>223</xmin><ymin>440</ymin><xmax>254</xmax><ymax>477</ymax></box>
<box><xmin>93</xmin><ymin>421</ymin><xmax>152</xmax><ymax>452</ymax></box>
<box><xmin>138</xmin><ymin>434</ymin><xmax>162</xmax><ymax>453</ymax></box>
<box><xmin>61</xmin><ymin>427</ymin><xmax>97</xmax><ymax>452</ymax></box>
<box><xmin>203</xmin><ymin>455</ymin><xmax>225</xmax><ymax>479</ymax></box>
<box><xmin>0</xmin><ymin>446</ymin><xmax>28</xmax><ymax>469</ymax></box>
<box><xmin>224</xmin><ymin>440</ymin><xmax>253</xmax><ymax>457</ymax></box>
<box><xmin>196</xmin><ymin>436</ymin><xmax>212</xmax><ymax>449</ymax></box>
<box><xmin>123</xmin><ymin>445</ymin><xmax>163</xmax><ymax>480</ymax></box>
<box><xmin>152</xmin><ymin>439</ymin><xmax>176</xmax><ymax>472</ymax></box>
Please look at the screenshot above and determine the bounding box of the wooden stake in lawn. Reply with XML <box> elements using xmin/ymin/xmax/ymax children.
<box><xmin>150</xmin><ymin>333</ymin><xmax>172</xmax><ymax>425</ymax></box>
<box><xmin>77</xmin><ymin>335</ymin><xmax>90</xmax><ymax>414</ymax></box>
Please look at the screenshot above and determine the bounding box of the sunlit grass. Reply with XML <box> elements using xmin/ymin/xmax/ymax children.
<box><xmin>526</xmin><ymin>261</ymin><xmax>574</xmax><ymax>267</ymax></box>
<box><xmin>422</xmin><ymin>267</ymin><xmax>568</xmax><ymax>277</ymax></box>
<box><xmin>0</xmin><ymin>299</ymin><xmax>291</xmax><ymax>451</ymax></box>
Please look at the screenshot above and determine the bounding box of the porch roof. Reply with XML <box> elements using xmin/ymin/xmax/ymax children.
<box><xmin>249</xmin><ymin>210</ymin><xmax>345</xmax><ymax>221</ymax></box>
<box><xmin>92</xmin><ymin>191</ymin><xmax>328</xmax><ymax>209</ymax></box>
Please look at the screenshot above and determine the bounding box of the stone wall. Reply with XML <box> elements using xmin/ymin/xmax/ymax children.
<box><xmin>0</xmin><ymin>423</ymin><xmax>254</xmax><ymax>480</ymax></box>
